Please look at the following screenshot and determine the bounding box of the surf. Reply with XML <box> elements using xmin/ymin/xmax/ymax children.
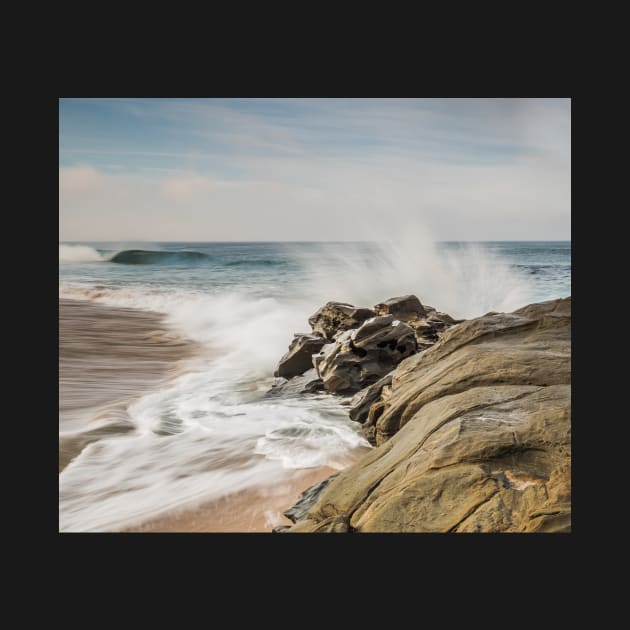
<box><xmin>59</xmin><ymin>244</ymin><xmax>104</xmax><ymax>263</ymax></box>
<box><xmin>108</xmin><ymin>249</ymin><xmax>209</xmax><ymax>264</ymax></box>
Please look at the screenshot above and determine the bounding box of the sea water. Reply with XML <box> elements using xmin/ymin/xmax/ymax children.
<box><xmin>59</xmin><ymin>240</ymin><xmax>571</xmax><ymax>531</ymax></box>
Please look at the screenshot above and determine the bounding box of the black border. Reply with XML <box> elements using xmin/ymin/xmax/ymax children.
<box><xmin>48</xmin><ymin>97</ymin><xmax>578</xmax><ymax>581</ymax></box>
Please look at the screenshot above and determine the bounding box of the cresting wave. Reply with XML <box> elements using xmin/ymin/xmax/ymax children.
<box><xmin>109</xmin><ymin>249</ymin><xmax>209</xmax><ymax>264</ymax></box>
<box><xmin>60</xmin><ymin>245</ymin><xmax>212</xmax><ymax>265</ymax></box>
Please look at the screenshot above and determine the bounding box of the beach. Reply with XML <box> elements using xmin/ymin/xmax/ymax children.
<box><xmin>59</xmin><ymin>98</ymin><xmax>571</xmax><ymax>533</ymax></box>
<box><xmin>59</xmin><ymin>299</ymin><xmax>197</xmax><ymax>471</ymax></box>
<box><xmin>59</xmin><ymin>298</ymin><xmax>339</xmax><ymax>532</ymax></box>
<box><xmin>58</xmin><ymin>241</ymin><xmax>570</xmax><ymax>533</ymax></box>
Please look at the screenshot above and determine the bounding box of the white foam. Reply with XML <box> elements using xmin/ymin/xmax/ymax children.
<box><xmin>59</xmin><ymin>244</ymin><xmax>104</xmax><ymax>263</ymax></box>
<box><xmin>288</xmin><ymin>231</ymin><xmax>535</xmax><ymax>320</ymax></box>
<box><xmin>58</xmin><ymin>283</ymin><xmax>371</xmax><ymax>531</ymax></box>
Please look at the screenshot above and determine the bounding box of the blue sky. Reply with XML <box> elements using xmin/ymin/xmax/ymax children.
<box><xmin>59</xmin><ymin>98</ymin><xmax>570</xmax><ymax>241</ymax></box>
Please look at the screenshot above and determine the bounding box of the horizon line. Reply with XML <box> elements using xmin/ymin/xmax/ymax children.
<box><xmin>60</xmin><ymin>238</ymin><xmax>572</xmax><ymax>244</ymax></box>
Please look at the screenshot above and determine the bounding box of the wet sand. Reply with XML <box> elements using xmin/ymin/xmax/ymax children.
<box><xmin>123</xmin><ymin>466</ymin><xmax>337</xmax><ymax>533</ymax></box>
<box><xmin>59</xmin><ymin>298</ymin><xmax>197</xmax><ymax>471</ymax></box>
<box><xmin>59</xmin><ymin>298</ymin><xmax>340</xmax><ymax>532</ymax></box>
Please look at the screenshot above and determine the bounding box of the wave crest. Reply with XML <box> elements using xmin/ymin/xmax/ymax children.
<box><xmin>109</xmin><ymin>249</ymin><xmax>208</xmax><ymax>265</ymax></box>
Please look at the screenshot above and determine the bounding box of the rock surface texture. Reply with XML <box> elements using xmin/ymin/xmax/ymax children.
<box><xmin>308</xmin><ymin>302</ymin><xmax>377</xmax><ymax>340</ymax></box>
<box><xmin>281</xmin><ymin>297</ymin><xmax>571</xmax><ymax>533</ymax></box>
<box><xmin>314</xmin><ymin>316</ymin><xmax>417</xmax><ymax>393</ymax></box>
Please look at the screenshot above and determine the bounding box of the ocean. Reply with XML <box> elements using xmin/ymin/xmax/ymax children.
<box><xmin>59</xmin><ymin>240</ymin><xmax>571</xmax><ymax>532</ymax></box>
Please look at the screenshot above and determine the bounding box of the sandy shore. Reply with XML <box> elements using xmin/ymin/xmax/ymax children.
<box><xmin>59</xmin><ymin>298</ymin><xmax>341</xmax><ymax>532</ymax></box>
<box><xmin>123</xmin><ymin>466</ymin><xmax>337</xmax><ymax>533</ymax></box>
<box><xmin>59</xmin><ymin>298</ymin><xmax>197</xmax><ymax>471</ymax></box>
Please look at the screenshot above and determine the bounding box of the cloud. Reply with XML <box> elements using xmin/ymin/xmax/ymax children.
<box><xmin>160</xmin><ymin>174</ymin><xmax>214</xmax><ymax>201</ymax></box>
<box><xmin>59</xmin><ymin>98</ymin><xmax>570</xmax><ymax>241</ymax></box>
<box><xmin>60</xmin><ymin>166</ymin><xmax>106</xmax><ymax>194</ymax></box>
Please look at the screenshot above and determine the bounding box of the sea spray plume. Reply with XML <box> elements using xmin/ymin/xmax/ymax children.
<box><xmin>289</xmin><ymin>227</ymin><xmax>534</xmax><ymax>320</ymax></box>
<box><xmin>59</xmin><ymin>244</ymin><xmax>104</xmax><ymax>263</ymax></box>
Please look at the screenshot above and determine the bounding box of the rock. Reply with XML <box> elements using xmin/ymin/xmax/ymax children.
<box><xmin>361</xmin><ymin>425</ymin><xmax>376</xmax><ymax>445</ymax></box>
<box><xmin>283</xmin><ymin>297</ymin><xmax>571</xmax><ymax>533</ymax></box>
<box><xmin>374</xmin><ymin>294</ymin><xmax>426</xmax><ymax>320</ymax></box>
<box><xmin>409</xmin><ymin>310</ymin><xmax>462</xmax><ymax>346</ymax></box>
<box><xmin>308</xmin><ymin>302</ymin><xmax>376</xmax><ymax>340</ymax></box>
<box><xmin>272</xmin><ymin>525</ymin><xmax>292</xmax><ymax>533</ymax></box>
<box><xmin>348</xmin><ymin>373</ymin><xmax>393</xmax><ymax>424</ymax></box>
<box><xmin>315</xmin><ymin>316</ymin><xmax>417</xmax><ymax>393</ymax></box>
<box><xmin>274</xmin><ymin>334</ymin><xmax>330</xmax><ymax>379</ymax></box>
<box><xmin>266</xmin><ymin>368</ymin><xmax>324</xmax><ymax>398</ymax></box>
<box><xmin>282</xmin><ymin>473</ymin><xmax>340</xmax><ymax>523</ymax></box>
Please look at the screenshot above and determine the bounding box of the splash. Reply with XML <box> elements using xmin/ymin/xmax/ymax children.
<box><xmin>290</xmin><ymin>230</ymin><xmax>534</xmax><ymax>319</ymax></box>
<box><xmin>59</xmin><ymin>244</ymin><xmax>104</xmax><ymax>263</ymax></box>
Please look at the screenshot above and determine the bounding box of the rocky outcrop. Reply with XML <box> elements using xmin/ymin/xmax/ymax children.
<box><xmin>273</xmin><ymin>295</ymin><xmax>459</xmax><ymax>400</ymax></box>
<box><xmin>281</xmin><ymin>297</ymin><xmax>571</xmax><ymax>533</ymax></box>
<box><xmin>274</xmin><ymin>334</ymin><xmax>330</xmax><ymax>379</ymax></box>
<box><xmin>313</xmin><ymin>316</ymin><xmax>417</xmax><ymax>393</ymax></box>
<box><xmin>308</xmin><ymin>302</ymin><xmax>376</xmax><ymax>340</ymax></box>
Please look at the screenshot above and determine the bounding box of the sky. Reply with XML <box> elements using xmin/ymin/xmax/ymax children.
<box><xmin>59</xmin><ymin>98</ymin><xmax>571</xmax><ymax>242</ymax></box>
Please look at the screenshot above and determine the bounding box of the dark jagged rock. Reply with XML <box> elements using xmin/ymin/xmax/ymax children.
<box><xmin>274</xmin><ymin>334</ymin><xmax>330</xmax><ymax>379</ymax></box>
<box><xmin>282</xmin><ymin>473</ymin><xmax>340</xmax><ymax>523</ymax></box>
<box><xmin>308</xmin><ymin>302</ymin><xmax>376</xmax><ymax>340</ymax></box>
<box><xmin>314</xmin><ymin>316</ymin><xmax>417</xmax><ymax>393</ymax></box>
<box><xmin>272</xmin><ymin>525</ymin><xmax>292</xmax><ymax>533</ymax></box>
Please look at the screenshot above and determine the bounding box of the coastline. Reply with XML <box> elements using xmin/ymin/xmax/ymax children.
<box><xmin>59</xmin><ymin>298</ymin><xmax>341</xmax><ymax>532</ymax></box>
<box><xmin>59</xmin><ymin>298</ymin><xmax>198</xmax><ymax>471</ymax></box>
<box><xmin>60</xmin><ymin>293</ymin><xmax>570</xmax><ymax>533</ymax></box>
<box><xmin>122</xmin><ymin>466</ymin><xmax>337</xmax><ymax>532</ymax></box>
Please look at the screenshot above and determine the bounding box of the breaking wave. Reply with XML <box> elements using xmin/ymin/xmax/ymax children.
<box><xmin>108</xmin><ymin>249</ymin><xmax>209</xmax><ymax>265</ymax></box>
<box><xmin>59</xmin><ymin>245</ymin><xmax>104</xmax><ymax>263</ymax></box>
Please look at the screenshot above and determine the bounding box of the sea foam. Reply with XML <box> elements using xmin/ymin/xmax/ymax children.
<box><xmin>59</xmin><ymin>244</ymin><xmax>104</xmax><ymax>263</ymax></box>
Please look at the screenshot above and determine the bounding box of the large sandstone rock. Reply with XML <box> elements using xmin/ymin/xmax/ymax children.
<box><xmin>274</xmin><ymin>333</ymin><xmax>329</xmax><ymax>378</ymax></box>
<box><xmin>308</xmin><ymin>302</ymin><xmax>376</xmax><ymax>340</ymax></box>
<box><xmin>283</xmin><ymin>297</ymin><xmax>571</xmax><ymax>533</ymax></box>
<box><xmin>314</xmin><ymin>315</ymin><xmax>417</xmax><ymax>393</ymax></box>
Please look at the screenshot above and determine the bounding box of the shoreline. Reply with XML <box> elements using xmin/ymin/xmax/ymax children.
<box><xmin>122</xmin><ymin>466</ymin><xmax>338</xmax><ymax>533</ymax></box>
<box><xmin>59</xmin><ymin>298</ymin><xmax>198</xmax><ymax>471</ymax></box>
<box><xmin>59</xmin><ymin>298</ymin><xmax>344</xmax><ymax>532</ymax></box>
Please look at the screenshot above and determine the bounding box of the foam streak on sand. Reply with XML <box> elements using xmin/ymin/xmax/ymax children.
<box><xmin>59</xmin><ymin>299</ymin><xmax>196</xmax><ymax>470</ymax></box>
